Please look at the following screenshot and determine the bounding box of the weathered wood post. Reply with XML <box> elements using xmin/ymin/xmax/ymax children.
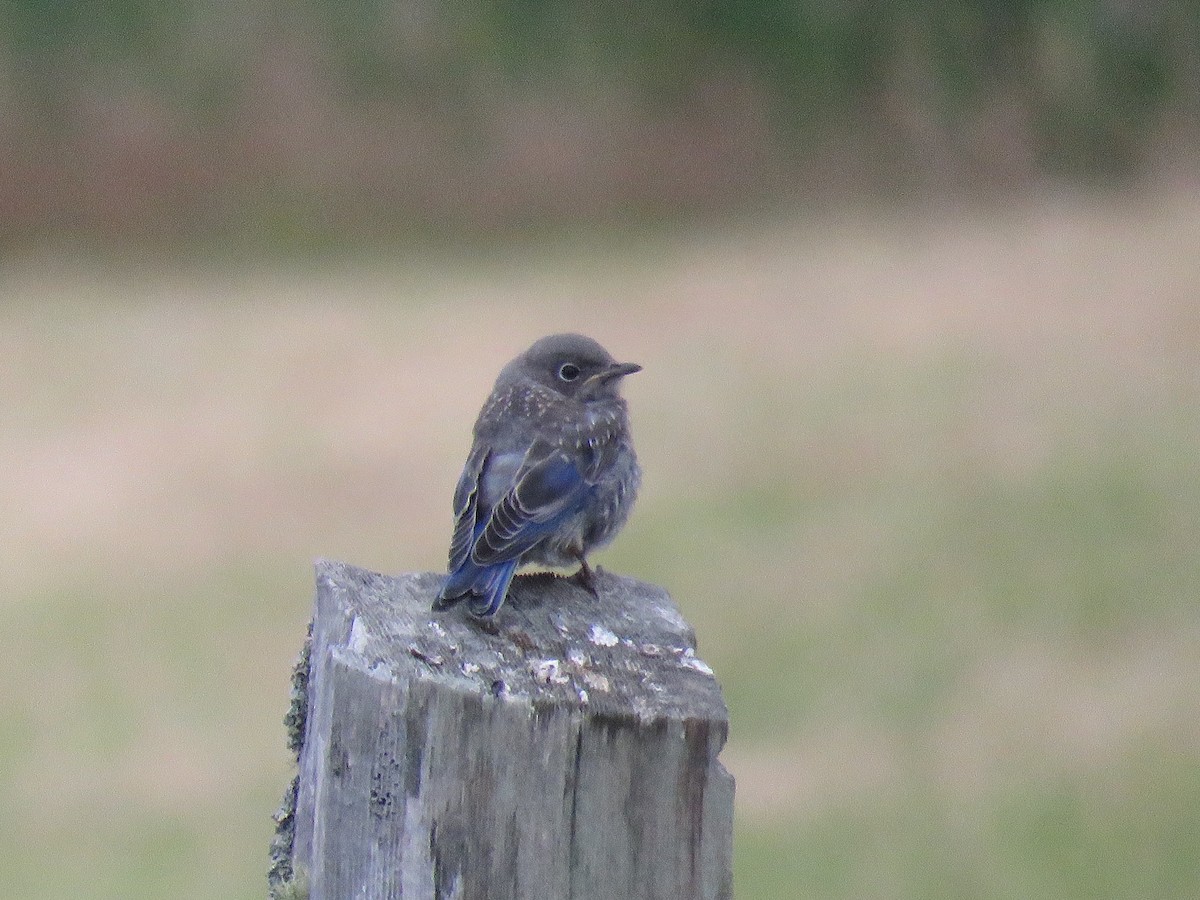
<box><xmin>270</xmin><ymin>560</ymin><xmax>733</xmax><ymax>900</ymax></box>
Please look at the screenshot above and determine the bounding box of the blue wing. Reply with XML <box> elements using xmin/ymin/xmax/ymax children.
<box><xmin>438</xmin><ymin>439</ymin><xmax>590</xmax><ymax>617</ymax></box>
<box><xmin>446</xmin><ymin>445</ymin><xmax>488</xmax><ymax>577</ymax></box>
<box><xmin>473</xmin><ymin>448</ymin><xmax>587</xmax><ymax>564</ymax></box>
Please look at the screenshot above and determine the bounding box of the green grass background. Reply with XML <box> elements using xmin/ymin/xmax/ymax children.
<box><xmin>2</xmin><ymin>190</ymin><xmax>1198</xmax><ymax>898</ymax></box>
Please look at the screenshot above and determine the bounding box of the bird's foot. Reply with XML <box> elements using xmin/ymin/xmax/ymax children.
<box><xmin>571</xmin><ymin>557</ymin><xmax>599</xmax><ymax>598</ymax></box>
<box><xmin>472</xmin><ymin>617</ymin><xmax>502</xmax><ymax>636</ymax></box>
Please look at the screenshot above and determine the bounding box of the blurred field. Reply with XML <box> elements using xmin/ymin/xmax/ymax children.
<box><xmin>6</xmin><ymin>1</ymin><xmax>1197</xmax><ymax>245</ymax></box>
<box><xmin>2</xmin><ymin>189</ymin><xmax>1199</xmax><ymax>899</ymax></box>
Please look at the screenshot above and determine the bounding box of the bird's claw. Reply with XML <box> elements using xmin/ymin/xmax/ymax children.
<box><xmin>572</xmin><ymin>557</ymin><xmax>599</xmax><ymax>598</ymax></box>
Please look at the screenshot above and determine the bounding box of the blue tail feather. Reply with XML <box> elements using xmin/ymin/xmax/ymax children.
<box><xmin>439</xmin><ymin>557</ymin><xmax>519</xmax><ymax>618</ymax></box>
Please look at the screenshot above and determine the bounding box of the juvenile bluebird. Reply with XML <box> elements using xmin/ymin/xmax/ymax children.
<box><xmin>434</xmin><ymin>333</ymin><xmax>641</xmax><ymax>618</ymax></box>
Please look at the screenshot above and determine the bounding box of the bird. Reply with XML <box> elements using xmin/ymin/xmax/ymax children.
<box><xmin>434</xmin><ymin>333</ymin><xmax>642</xmax><ymax>618</ymax></box>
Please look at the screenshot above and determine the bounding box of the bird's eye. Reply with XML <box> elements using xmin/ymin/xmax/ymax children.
<box><xmin>557</xmin><ymin>363</ymin><xmax>580</xmax><ymax>382</ymax></box>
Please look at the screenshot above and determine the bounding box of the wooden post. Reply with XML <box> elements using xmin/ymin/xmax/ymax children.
<box><xmin>271</xmin><ymin>560</ymin><xmax>733</xmax><ymax>900</ymax></box>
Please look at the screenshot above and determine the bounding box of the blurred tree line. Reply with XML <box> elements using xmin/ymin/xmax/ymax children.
<box><xmin>0</xmin><ymin>0</ymin><xmax>1196</xmax><ymax>246</ymax></box>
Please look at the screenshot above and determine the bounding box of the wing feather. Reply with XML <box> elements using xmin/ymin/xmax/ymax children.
<box><xmin>447</xmin><ymin>446</ymin><xmax>488</xmax><ymax>573</ymax></box>
<box><xmin>471</xmin><ymin>445</ymin><xmax>588</xmax><ymax>566</ymax></box>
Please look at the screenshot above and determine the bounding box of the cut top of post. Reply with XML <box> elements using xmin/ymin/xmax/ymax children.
<box><xmin>312</xmin><ymin>559</ymin><xmax>728</xmax><ymax>729</ymax></box>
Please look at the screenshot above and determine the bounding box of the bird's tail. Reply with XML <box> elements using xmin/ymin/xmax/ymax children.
<box><xmin>435</xmin><ymin>558</ymin><xmax>519</xmax><ymax>618</ymax></box>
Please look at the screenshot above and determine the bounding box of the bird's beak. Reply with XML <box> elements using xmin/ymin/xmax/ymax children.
<box><xmin>594</xmin><ymin>361</ymin><xmax>642</xmax><ymax>384</ymax></box>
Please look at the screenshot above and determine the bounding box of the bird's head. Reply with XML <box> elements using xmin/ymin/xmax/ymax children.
<box><xmin>512</xmin><ymin>333</ymin><xmax>641</xmax><ymax>402</ymax></box>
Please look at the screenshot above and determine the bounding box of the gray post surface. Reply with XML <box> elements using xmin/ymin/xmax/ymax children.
<box><xmin>272</xmin><ymin>559</ymin><xmax>733</xmax><ymax>900</ymax></box>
